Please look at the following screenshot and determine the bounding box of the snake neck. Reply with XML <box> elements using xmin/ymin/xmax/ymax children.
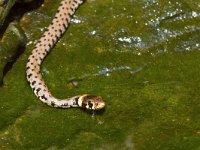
<box><xmin>26</xmin><ymin>0</ymin><xmax>85</xmax><ymax>108</ymax></box>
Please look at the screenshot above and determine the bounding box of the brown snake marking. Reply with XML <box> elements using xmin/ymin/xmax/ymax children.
<box><xmin>26</xmin><ymin>0</ymin><xmax>105</xmax><ymax>110</ymax></box>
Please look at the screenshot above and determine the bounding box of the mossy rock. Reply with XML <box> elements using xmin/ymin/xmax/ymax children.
<box><xmin>0</xmin><ymin>0</ymin><xmax>200</xmax><ymax>149</ymax></box>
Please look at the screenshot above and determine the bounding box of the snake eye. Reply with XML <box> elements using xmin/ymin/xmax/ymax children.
<box><xmin>88</xmin><ymin>101</ymin><xmax>93</xmax><ymax>109</ymax></box>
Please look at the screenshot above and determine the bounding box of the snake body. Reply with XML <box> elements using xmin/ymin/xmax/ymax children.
<box><xmin>26</xmin><ymin>0</ymin><xmax>105</xmax><ymax>110</ymax></box>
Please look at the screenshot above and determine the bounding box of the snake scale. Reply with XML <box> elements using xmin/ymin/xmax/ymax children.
<box><xmin>26</xmin><ymin>0</ymin><xmax>105</xmax><ymax>110</ymax></box>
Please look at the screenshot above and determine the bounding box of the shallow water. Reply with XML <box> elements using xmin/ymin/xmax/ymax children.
<box><xmin>0</xmin><ymin>0</ymin><xmax>200</xmax><ymax>149</ymax></box>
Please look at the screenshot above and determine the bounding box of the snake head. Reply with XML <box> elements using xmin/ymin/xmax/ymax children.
<box><xmin>80</xmin><ymin>95</ymin><xmax>105</xmax><ymax>110</ymax></box>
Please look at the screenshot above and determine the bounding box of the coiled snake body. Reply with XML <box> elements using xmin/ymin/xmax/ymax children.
<box><xmin>26</xmin><ymin>0</ymin><xmax>105</xmax><ymax>110</ymax></box>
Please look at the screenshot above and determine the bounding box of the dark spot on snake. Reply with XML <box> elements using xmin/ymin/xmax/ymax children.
<box><xmin>41</xmin><ymin>95</ymin><xmax>47</xmax><ymax>100</ymax></box>
<box><xmin>39</xmin><ymin>57</ymin><xmax>42</xmax><ymax>61</ymax></box>
<box><xmin>63</xmin><ymin>23</ymin><xmax>67</xmax><ymax>29</ymax></box>
<box><xmin>27</xmin><ymin>73</ymin><xmax>32</xmax><ymax>78</ymax></box>
<box><xmin>51</xmin><ymin>101</ymin><xmax>55</xmax><ymax>107</ymax></box>
<box><xmin>74</xmin><ymin>97</ymin><xmax>79</xmax><ymax>105</ymax></box>
<box><xmin>52</xmin><ymin>38</ymin><xmax>55</xmax><ymax>43</ymax></box>
<box><xmin>59</xmin><ymin>29</ymin><xmax>62</xmax><ymax>34</ymax></box>
<box><xmin>55</xmin><ymin>35</ymin><xmax>59</xmax><ymax>40</ymax></box>
<box><xmin>61</xmin><ymin>103</ymin><xmax>68</xmax><ymax>106</ymax></box>
<box><xmin>31</xmin><ymin>81</ymin><xmax>36</xmax><ymax>85</ymax></box>
<box><xmin>36</xmin><ymin>88</ymin><xmax>41</xmax><ymax>94</ymax></box>
<box><xmin>73</xmin><ymin>97</ymin><xmax>79</xmax><ymax>105</ymax></box>
<box><xmin>48</xmin><ymin>44</ymin><xmax>51</xmax><ymax>48</ymax></box>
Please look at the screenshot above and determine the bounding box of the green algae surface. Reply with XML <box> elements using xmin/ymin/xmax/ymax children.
<box><xmin>0</xmin><ymin>0</ymin><xmax>200</xmax><ymax>149</ymax></box>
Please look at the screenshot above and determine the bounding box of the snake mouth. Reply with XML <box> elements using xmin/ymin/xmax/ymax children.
<box><xmin>95</xmin><ymin>101</ymin><xmax>105</xmax><ymax>110</ymax></box>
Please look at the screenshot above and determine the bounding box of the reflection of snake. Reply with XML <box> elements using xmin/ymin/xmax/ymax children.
<box><xmin>26</xmin><ymin>0</ymin><xmax>105</xmax><ymax>110</ymax></box>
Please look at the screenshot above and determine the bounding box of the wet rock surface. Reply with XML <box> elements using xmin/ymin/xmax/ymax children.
<box><xmin>0</xmin><ymin>0</ymin><xmax>200</xmax><ymax>149</ymax></box>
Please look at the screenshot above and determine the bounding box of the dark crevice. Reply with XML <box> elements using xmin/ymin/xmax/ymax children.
<box><xmin>0</xmin><ymin>0</ymin><xmax>44</xmax><ymax>86</ymax></box>
<box><xmin>0</xmin><ymin>0</ymin><xmax>44</xmax><ymax>37</ymax></box>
